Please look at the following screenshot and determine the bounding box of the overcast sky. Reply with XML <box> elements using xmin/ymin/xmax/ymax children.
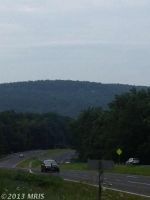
<box><xmin>0</xmin><ymin>0</ymin><xmax>150</xmax><ymax>86</ymax></box>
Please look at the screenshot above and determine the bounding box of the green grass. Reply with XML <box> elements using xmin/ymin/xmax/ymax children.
<box><xmin>0</xmin><ymin>169</ymin><xmax>148</xmax><ymax>200</ymax></box>
<box><xmin>60</xmin><ymin>162</ymin><xmax>88</xmax><ymax>171</ymax></box>
<box><xmin>41</xmin><ymin>149</ymin><xmax>73</xmax><ymax>159</ymax></box>
<box><xmin>60</xmin><ymin>162</ymin><xmax>150</xmax><ymax>177</ymax></box>
<box><xmin>31</xmin><ymin>159</ymin><xmax>42</xmax><ymax>168</ymax></box>
<box><xmin>109</xmin><ymin>165</ymin><xmax>150</xmax><ymax>176</ymax></box>
<box><xmin>19</xmin><ymin>160</ymin><xmax>88</xmax><ymax>171</ymax></box>
<box><xmin>17</xmin><ymin>158</ymin><xmax>33</xmax><ymax>168</ymax></box>
<box><xmin>17</xmin><ymin>149</ymin><xmax>73</xmax><ymax>169</ymax></box>
<box><xmin>17</xmin><ymin>149</ymin><xmax>150</xmax><ymax>177</ymax></box>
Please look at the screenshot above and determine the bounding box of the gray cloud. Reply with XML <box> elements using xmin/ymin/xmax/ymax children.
<box><xmin>0</xmin><ymin>0</ymin><xmax>149</xmax><ymax>85</ymax></box>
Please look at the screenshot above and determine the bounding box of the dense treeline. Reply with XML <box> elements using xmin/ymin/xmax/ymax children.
<box><xmin>0</xmin><ymin>111</ymin><xmax>71</xmax><ymax>156</ymax></box>
<box><xmin>71</xmin><ymin>89</ymin><xmax>150</xmax><ymax>164</ymax></box>
<box><xmin>0</xmin><ymin>88</ymin><xmax>149</xmax><ymax>164</ymax></box>
<box><xmin>0</xmin><ymin>80</ymin><xmax>143</xmax><ymax>117</ymax></box>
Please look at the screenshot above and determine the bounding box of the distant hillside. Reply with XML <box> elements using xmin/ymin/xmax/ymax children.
<box><xmin>0</xmin><ymin>80</ymin><xmax>146</xmax><ymax>117</ymax></box>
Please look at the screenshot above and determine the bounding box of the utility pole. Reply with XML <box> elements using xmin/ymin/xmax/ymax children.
<box><xmin>98</xmin><ymin>160</ymin><xmax>103</xmax><ymax>200</ymax></box>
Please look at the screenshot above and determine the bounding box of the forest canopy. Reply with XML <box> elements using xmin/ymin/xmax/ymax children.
<box><xmin>0</xmin><ymin>88</ymin><xmax>149</xmax><ymax>164</ymax></box>
<box><xmin>0</xmin><ymin>111</ymin><xmax>71</xmax><ymax>156</ymax></box>
<box><xmin>0</xmin><ymin>80</ymin><xmax>145</xmax><ymax>117</ymax></box>
<box><xmin>71</xmin><ymin>89</ymin><xmax>150</xmax><ymax>164</ymax></box>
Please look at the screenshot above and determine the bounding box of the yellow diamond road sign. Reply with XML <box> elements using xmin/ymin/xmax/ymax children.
<box><xmin>116</xmin><ymin>148</ymin><xmax>122</xmax><ymax>156</ymax></box>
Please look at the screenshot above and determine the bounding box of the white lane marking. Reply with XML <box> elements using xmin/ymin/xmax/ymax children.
<box><xmin>29</xmin><ymin>169</ymin><xmax>33</xmax><ymax>174</ymax></box>
<box><xmin>104</xmin><ymin>187</ymin><xmax>150</xmax><ymax>199</ymax></box>
<box><xmin>29</xmin><ymin>161</ymin><xmax>34</xmax><ymax>174</ymax></box>
<box><xmin>127</xmin><ymin>176</ymin><xmax>138</xmax><ymax>179</ymax></box>
<box><xmin>64</xmin><ymin>178</ymin><xmax>150</xmax><ymax>198</ymax></box>
<box><xmin>103</xmin><ymin>182</ymin><xmax>113</xmax><ymax>186</ymax></box>
<box><xmin>115</xmin><ymin>179</ymin><xmax>121</xmax><ymax>182</ymax></box>
<box><xmin>64</xmin><ymin>179</ymin><xmax>80</xmax><ymax>183</ymax></box>
<box><xmin>128</xmin><ymin>181</ymin><xmax>150</xmax><ymax>186</ymax></box>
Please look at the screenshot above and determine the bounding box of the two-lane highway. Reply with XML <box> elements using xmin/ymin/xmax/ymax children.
<box><xmin>58</xmin><ymin>170</ymin><xmax>150</xmax><ymax>197</ymax></box>
<box><xmin>104</xmin><ymin>173</ymin><xmax>150</xmax><ymax>197</ymax></box>
<box><xmin>0</xmin><ymin>151</ymin><xmax>150</xmax><ymax>198</ymax></box>
<box><xmin>0</xmin><ymin>150</ymin><xmax>45</xmax><ymax>168</ymax></box>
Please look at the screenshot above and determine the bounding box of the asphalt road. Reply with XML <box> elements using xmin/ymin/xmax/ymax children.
<box><xmin>0</xmin><ymin>150</ymin><xmax>150</xmax><ymax>198</ymax></box>
<box><xmin>0</xmin><ymin>150</ymin><xmax>45</xmax><ymax>168</ymax></box>
<box><xmin>59</xmin><ymin>170</ymin><xmax>150</xmax><ymax>197</ymax></box>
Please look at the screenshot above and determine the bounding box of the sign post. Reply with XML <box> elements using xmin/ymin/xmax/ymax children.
<box><xmin>98</xmin><ymin>160</ymin><xmax>103</xmax><ymax>200</ymax></box>
<box><xmin>88</xmin><ymin>159</ymin><xmax>114</xmax><ymax>200</ymax></box>
<box><xmin>116</xmin><ymin>148</ymin><xmax>122</xmax><ymax>164</ymax></box>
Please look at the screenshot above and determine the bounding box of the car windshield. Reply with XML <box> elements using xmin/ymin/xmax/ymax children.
<box><xmin>44</xmin><ymin>160</ymin><xmax>57</xmax><ymax>165</ymax></box>
<box><xmin>129</xmin><ymin>158</ymin><xmax>138</xmax><ymax>160</ymax></box>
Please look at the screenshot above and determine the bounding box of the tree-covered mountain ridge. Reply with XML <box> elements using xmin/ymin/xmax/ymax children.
<box><xmin>0</xmin><ymin>80</ymin><xmax>147</xmax><ymax>117</ymax></box>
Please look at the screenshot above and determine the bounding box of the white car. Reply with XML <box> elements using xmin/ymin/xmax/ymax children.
<box><xmin>19</xmin><ymin>153</ymin><xmax>24</xmax><ymax>158</ymax></box>
<box><xmin>126</xmin><ymin>158</ymin><xmax>140</xmax><ymax>165</ymax></box>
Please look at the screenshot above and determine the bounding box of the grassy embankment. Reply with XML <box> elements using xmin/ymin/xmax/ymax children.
<box><xmin>17</xmin><ymin>149</ymin><xmax>72</xmax><ymax>169</ymax></box>
<box><xmin>17</xmin><ymin>149</ymin><xmax>150</xmax><ymax>176</ymax></box>
<box><xmin>110</xmin><ymin>165</ymin><xmax>150</xmax><ymax>176</ymax></box>
<box><xmin>0</xmin><ymin>169</ymin><xmax>149</xmax><ymax>200</ymax></box>
<box><xmin>61</xmin><ymin>163</ymin><xmax>150</xmax><ymax>176</ymax></box>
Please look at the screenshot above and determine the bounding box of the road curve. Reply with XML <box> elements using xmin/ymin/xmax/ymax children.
<box><xmin>0</xmin><ymin>150</ymin><xmax>45</xmax><ymax>168</ymax></box>
<box><xmin>0</xmin><ymin>151</ymin><xmax>150</xmax><ymax>198</ymax></box>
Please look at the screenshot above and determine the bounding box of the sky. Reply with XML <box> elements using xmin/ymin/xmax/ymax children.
<box><xmin>0</xmin><ymin>0</ymin><xmax>150</xmax><ymax>86</ymax></box>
